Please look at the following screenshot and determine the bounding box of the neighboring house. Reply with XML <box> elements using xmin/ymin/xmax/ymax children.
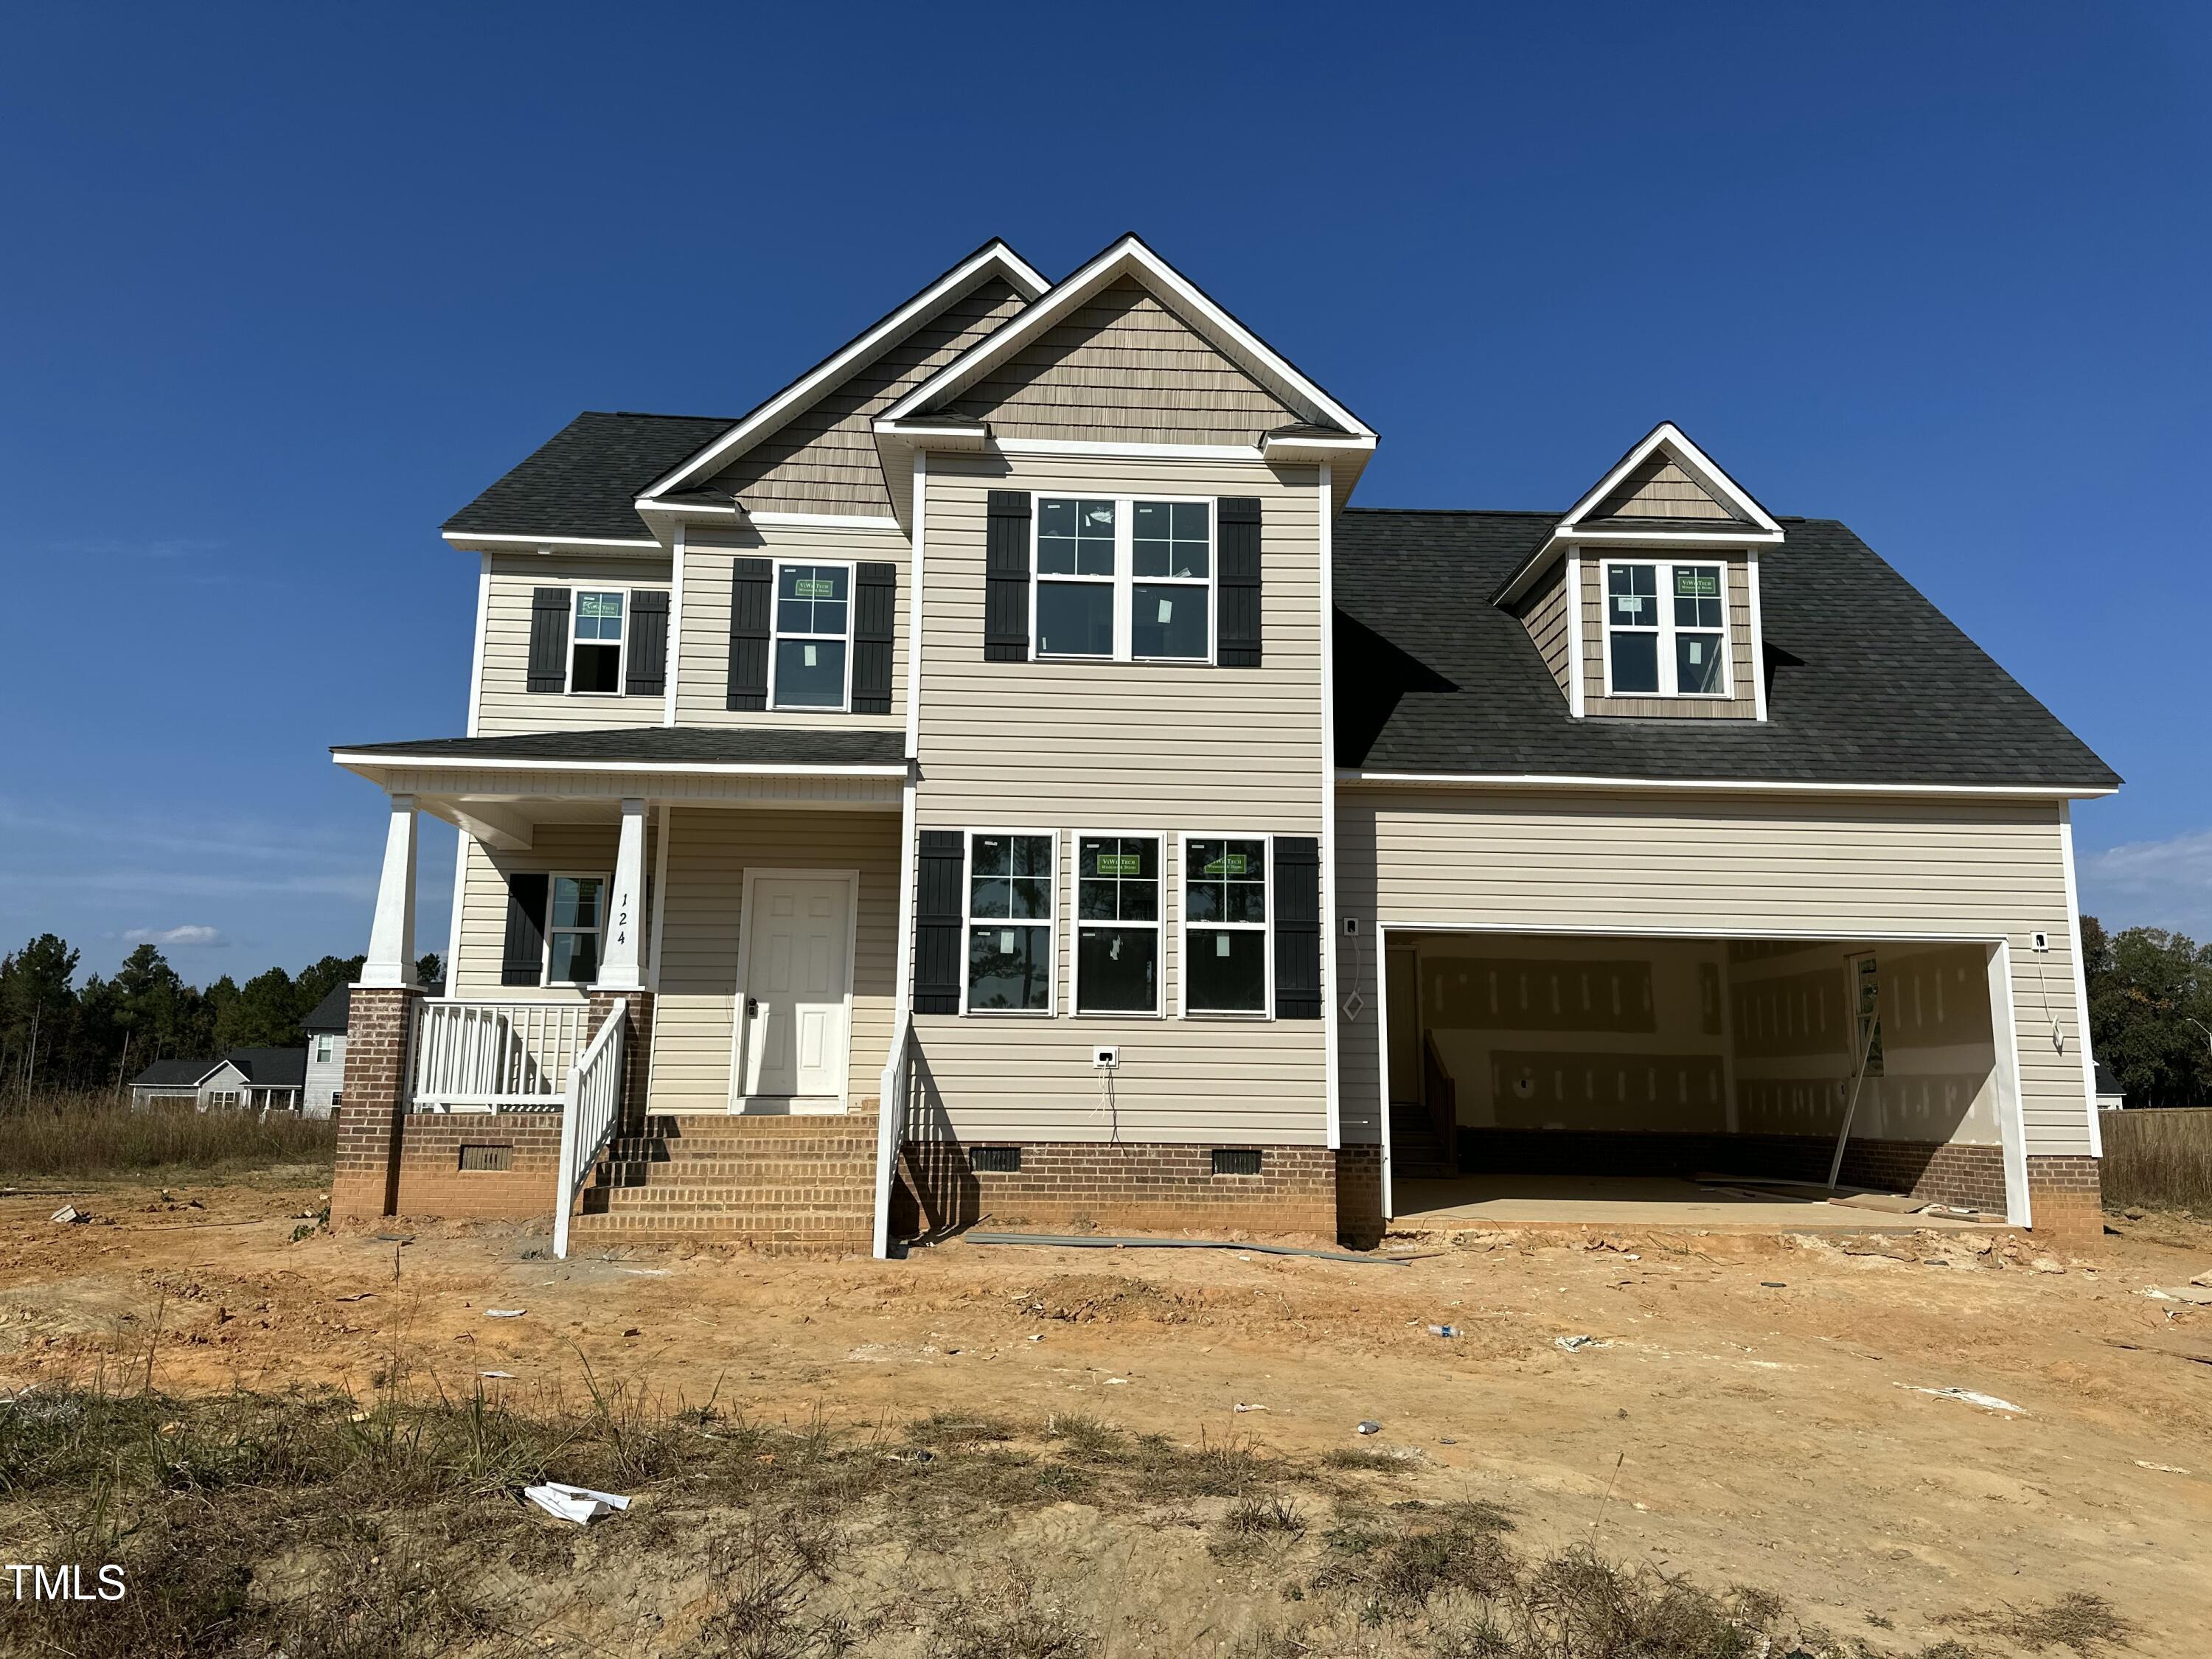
<box><xmin>327</xmin><ymin>234</ymin><xmax>2119</xmax><ymax>1254</ymax></box>
<box><xmin>2094</xmin><ymin>1062</ymin><xmax>2126</xmax><ymax>1112</ymax></box>
<box><xmin>131</xmin><ymin>1048</ymin><xmax>305</xmax><ymax>1113</ymax></box>
<box><xmin>303</xmin><ymin>984</ymin><xmax>350</xmax><ymax>1118</ymax></box>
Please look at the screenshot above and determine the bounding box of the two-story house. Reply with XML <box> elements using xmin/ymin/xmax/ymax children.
<box><xmin>329</xmin><ymin>235</ymin><xmax>2118</xmax><ymax>1254</ymax></box>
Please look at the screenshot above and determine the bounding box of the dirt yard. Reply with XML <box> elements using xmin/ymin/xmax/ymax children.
<box><xmin>4</xmin><ymin>1172</ymin><xmax>2208</xmax><ymax>1656</ymax></box>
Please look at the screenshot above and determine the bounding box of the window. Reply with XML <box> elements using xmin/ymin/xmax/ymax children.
<box><xmin>1183</xmin><ymin>836</ymin><xmax>1269</xmax><ymax>1015</ymax></box>
<box><xmin>313</xmin><ymin>1035</ymin><xmax>335</xmax><ymax>1064</ymax></box>
<box><xmin>1601</xmin><ymin>561</ymin><xmax>1729</xmax><ymax>697</ymax></box>
<box><xmin>1075</xmin><ymin>835</ymin><xmax>1161</xmax><ymax>1015</ymax></box>
<box><xmin>1035</xmin><ymin>495</ymin><xmax>1212</xmax><ymax>662</ymax></box>
<box><xmin>771</xmin><ymin>562</ymin><xmax>851</xmax><ymax>709</ymax></box>
<box><xmin>570</xmin><ymin>590</ymin><xmax>625</xmax><ymax>694</ymax></box>
<box><xmin>965</xmin><ymin>832</ymin><xmax>1056</xmax><ymax>1013</ymax></box>
<box><xmin>546</xmin><ymin>874</ymin><xmax>607</xmax><ymax>985</ymax></box>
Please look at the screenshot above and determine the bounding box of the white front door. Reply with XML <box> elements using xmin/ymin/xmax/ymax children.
<box><xmin>739</xmin><ymin>875</ymin><xmax>852</xmax><ymax>1108</ymax></box>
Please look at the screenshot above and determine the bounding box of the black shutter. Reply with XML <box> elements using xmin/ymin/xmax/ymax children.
<box><xmin>913</xmin><ymin>830</ymin><xmax>967</xmax><ymax>1015</ymax></box>
<box><xmin>852</xmin><ymin>562</ymin><xmax>897</xmax><ymax>713</ymax></box>
<box><xmin>984</xmin><ymin>490</ymin><xmax>1030</xmax><ymax>662</ymax></box>
<box><xmin>526</xmin><ymin>588</ymin><xmax>571</xmax><ymax>692</ymax></box>
<box><xmin>727</xmin><ymin>557</ymin><xmax>771</xmax><ymax>710</ymax></box>
<box><xmin>1273</xmin><ymin>835</ymin><xmax>1322</xmax><ymax>1018</ymax></box>
<box><xmin>501</xmin><ymin>874</ymin><xmax>549</xmax><ymax>987</ymax></box>
<box><xmin>1217</xmin><ymin>498</ymin><xmax>1262</xmax><ymax>667</ymax></box>
<box><xmin>625</xmin><ymin>589</ymin><xmax>669</xmax><ymax>698</ymax></box>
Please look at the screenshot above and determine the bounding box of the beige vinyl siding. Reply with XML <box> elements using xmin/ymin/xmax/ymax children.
<box><xmin>1582</xmin><ymin>550</ymin><xmax>1758</xmax><ymax>719</ymax></box>
<box><xmin>451</xmin><ymin>822</ymin><xmax>630</xmax><ymax>1001</ymax></box>
<box><xmin>650</xmin><ymin>807</ymin><xmax>900</xmax><ymax>1113</ymax></box>
<box><xmin>910</xmin><ymin>448</ymin><xmax>1330</xmax><ymax>1145</ymax></box>
<box><xmin>708</xmin><ymin>278</ymin><xmax>1026</xmax><ymax>514</ymax></box>
<box><xmin>1517</xmin><ymin>561</ymin><xmax>1573</xmax><ymax>697</ymax></box>
<box><xmin>475</xmin><ymin>554</ymin><xmax>673</xmax><ymax>736</ymax></box>
<box><xmin>1592</xmin><ymin>456</ymin><xmax>1738</xmax><ymax>520</ymax></box>
<box><xmin>1333</xmin><ymin>787</ymin><xmax>2094</xmax><ymax>1158</ymax></box>
<box><xmin>672</xmin><ymin>521</ymin><xmax>908</xmax><ymax>730</ymax></box>
<box><xmin>948</xmin><ymin>279</ymin><xmax>1303</xmax><ymax>445</ymax></box>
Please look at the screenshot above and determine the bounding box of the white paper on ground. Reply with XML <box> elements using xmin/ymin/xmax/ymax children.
<box><xmin>542</xmin><ymin>1481</ymin><xmax>631</xmax><ymax>1512</ymax></box>
<box><xmin>1899</xmin><ymin>1385</ymin><xmax>2025</xmax><ymax>1414</ymax></box>
<box><xmin>486</xmin><ymin>1309</ymin><xmax>526</xmax><ymax>1318</ymax></box>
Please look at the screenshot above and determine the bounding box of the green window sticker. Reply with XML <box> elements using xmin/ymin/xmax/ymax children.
<box><xmin>1203</xmin><ymin>854</ymin><xmax>1248</xmax><ymax>877</ymax></box>
<box><xmin>794</xmin><ymin>578</ymin><xmax>835</xmax><ymax>599</ymax></box>
<box><xmin>1096</xmin><ymin>853</ymin><xmax>1141</xmax><ymax>876</ymax></box>
<box><xmin>1674</xmin><ymin>571</ymin><xmax>1719</xmax><ymax>598</ymax></box>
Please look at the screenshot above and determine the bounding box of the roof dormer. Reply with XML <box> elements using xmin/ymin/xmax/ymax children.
<box><xmin>1495</xmin><ymin>423</ymin><xmax>1783</xmax><ymax>723</ymax></box>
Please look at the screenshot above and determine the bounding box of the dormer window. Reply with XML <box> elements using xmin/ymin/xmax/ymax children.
<box><xmin>1602</xmin><ymin>560</ymin><xmax>1728</xmax><ymax>698</ymax></box>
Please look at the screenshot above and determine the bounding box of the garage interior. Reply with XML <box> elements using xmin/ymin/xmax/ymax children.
<box><xmin>1382</xmin><ymin>931</ymin><xmax>2023</xmax><ymax>1228</ymax></box>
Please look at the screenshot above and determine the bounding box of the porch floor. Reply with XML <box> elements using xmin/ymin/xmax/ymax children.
<box><xmin>1390</xmin><ymin>1174</ymin><xmax>2005</xmax><ymax>1232</ymax></box>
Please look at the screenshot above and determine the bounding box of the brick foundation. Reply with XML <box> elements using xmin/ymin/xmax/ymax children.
<box><xmin>330</xmin><ymin>985</ymin><xmax>420</xmax><ymax>1222</ymax></box>
<box><xmin>1455</xmin><ymin>1127</ymin><xmax>2009</xmax><ymax>1214</ymax></box>
<box><xmin>2025</xmin><ymin>1154</ymin><xmax>2104</xmax><ymax>1242</ymax></box>
<box><xmin>586</xmin><ymin>990</ymin><xmax>655</xmax><ymax>1136</ymax></box>
<box><xmin>1337</xmin><ymin>1144</ymin><xmax>1384</xmax><ymax>1248</ymax></box>
<box><xmin>385</xmin><ymin>1114</ymin><xmax>567</xmax><ymax>1218</ymax></box>
<box><xmin>896</xmin><ymin>1139</ymin><xmax>1343</xmax><ymax>1241</ymax></box>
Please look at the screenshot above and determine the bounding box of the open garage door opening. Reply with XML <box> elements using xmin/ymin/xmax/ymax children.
<box><xmin>1380</xmin><ymin>931</ymin><xmax>2028</xmax><ymax>1231</ymax></box>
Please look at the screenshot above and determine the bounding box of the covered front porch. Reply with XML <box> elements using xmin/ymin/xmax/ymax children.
<box><xmin>328</xmin><ymin>730</ymin><xmax>908</xmax><ymax>1254</ymax></box>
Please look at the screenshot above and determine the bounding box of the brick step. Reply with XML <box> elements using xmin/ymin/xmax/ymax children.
<box><xmin>573</xmin><ymin>1208</ymin><xmax>869</xmax><ymax>1231</ymax></box>
<box><xmin>595</xmin><ymin>1192</ymin><xmax>871</xmax><ymax>1214</ymax></box>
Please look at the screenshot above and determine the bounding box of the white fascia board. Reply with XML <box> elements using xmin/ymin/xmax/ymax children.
<box><xmin>880</xmin><ymin>234</ymin><xmax>1377</xmax><ymax>439</ymax></box>
<box><xmin>994</xmin><ymin>435</ymin><xmax>1265</xmax><ymax>461</ymax></box>
<box><xmin>1493</xmin><ymin>524</ymin><xmax>1784</xmax><ymax>607</ymax></box>
<box><xmin>1260</xmin><ymin>431</ymin><xmax>1378</xmax><ymax>459</ymax></box>
<box><xmin>1339</xmin><ymin>768</ymin><xmax>2118</xmax><ymax>801</ymax></box>
<box><xmin>333</xmin><ymin>751</ymin><xmax>908</xmax><ymax>779</ymax></box>
<box><xmin>1557</xmin><ymin>421</ymin><xmax>1782</xmax><ymax>535</ymax></box>
<box><xmin>870</xmin><ymin>417</ymin><xmax>990</xmax><ymax>449</ymax></box>
<box><xmin>443</xmin><ymin>531</ymin><xmax>667</xmax><ymax>552</ymax></box>
<box><xmin>635</xmin><ymin>497</ymin><xmax>745</xmax><ymax>517</ymax></box>
<box><xmin>748</xmin><ymin>510</ymin><xmax>902</xmax><ymax>530</ymax></box>
<box><xmin>639</xmin><ymin>242</ymin><xmax>1048</xmax><ymax>502</ymax></box>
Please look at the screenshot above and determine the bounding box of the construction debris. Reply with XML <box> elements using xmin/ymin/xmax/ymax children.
<box><xmin>1355</xmin><ymin>1421</ymin><xmax>1382</xmax><ymax>1436</ymax></box>
<box><xmin>2144</xmin><ymin>1285</ymin><xmax>2212</xmax><ymax>1305</ymax></box>
<box><xmin>1555</xmin><ymin>1335</ymin><xmax>1611</xmax><ymax>1353</ymax></box>
<box><xmin>1899</xmin><ymin>1385</ymin><xmax>2025</xmax><ymax>1415</ymax></box>
<box><xmin>49</xmin><ymin>1206</ymin><xmax>84</xmax><ymax>1225</ymax></box>
<box><xmin>523</xmin><ymin>1481</ymin><xmax>631</xmax><ymax>1525</ymax></box>
<box><xmin>485</xmin><ymin>1309</ymin><xmax>526</xmax><ymax>1318</ymax></box>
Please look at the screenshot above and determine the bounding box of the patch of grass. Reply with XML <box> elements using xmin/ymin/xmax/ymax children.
<box><xmin>0</xmin><ymin>1093</ymin><xmax>335</xmax><ymax>1180</ymax></box>
<box><xmin>1321</xmin><ymin>1446</ymin><xmax>1420</xmax><ymax>1475</ymax></box>
<box><xmin>920</xmin><ymin>1565</ymin><xmax>1098</xmax><ymax>1659</ymax></box>
<box><xmin>1940</xmin><ymin>1591</ymin><xmax>2136</xmax><ymax>1655</ymax></box>
<box><xmin>907</xmin><ymin>1408</ymin><xmax>1017</xmax><ymax>1447</ymax></box>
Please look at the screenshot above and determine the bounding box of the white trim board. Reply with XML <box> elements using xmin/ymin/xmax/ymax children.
<box><xmin>443</xmin><ymin>532</ymin><xmax>665</xmax><ymax>552</ymax></box>
<box><xmin>1340</xmin><ymin>770</ymin><xmax>2117</xmax><ymax>801</ymax></box>
<box><xmin>334</xmin><ymin>751</ymin><xmax>908</xmax><ymax>779</ymax></box>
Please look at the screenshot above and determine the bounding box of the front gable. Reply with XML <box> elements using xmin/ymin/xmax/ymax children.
<box><xmin>945</xmin><ymin>276</ymin><xmax>1304</xmax><ymax>445</ymax></box>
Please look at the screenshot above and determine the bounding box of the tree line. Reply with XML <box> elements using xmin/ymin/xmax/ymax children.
<box><xmin>0</xmin><ymin>935</ymin><xmax>443</xmax><ymax>1098</ymax></box>
<box><xmin>2083</xmin><ymin>917</ymin><xmax>2212</xmax><ymax>1108</ymax></box>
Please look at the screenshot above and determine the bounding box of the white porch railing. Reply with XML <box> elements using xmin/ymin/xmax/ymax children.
<box><xmin>553</xmin><ymin>1007</ymin><xmax>626</xmax><ymax>1261</ymax></box>
<box><xmin>411</xmin><ymin>1001</ymin><xmax>587</xmax><ymax>1112</ymax></box>
<box><xmin>872</xmin><ymin>1015</ymin><xmax>914</xmax><ymax>1259</ymax></box>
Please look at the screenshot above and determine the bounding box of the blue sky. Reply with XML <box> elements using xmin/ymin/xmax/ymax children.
<box><xmin>4</xmin><ymin>2</ymin><xmax>2207</xmax><ymax>983</ymax></box>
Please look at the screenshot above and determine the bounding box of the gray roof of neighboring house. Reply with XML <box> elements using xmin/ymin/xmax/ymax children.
<box><xmin>131</xmin><ymin>1058</ymin><xmax>228</xmax><ymax>1088</ymax></box>
<box><xmin>303</xmin><ymin>984</ymin><xmax>350</xmax><ymax>1034</ymax></box>
<box><xmin>335</xmin><ymin>726</ymin><xmax>908</xmax><ymax>768</ymax></box>
<box><xmin>442</xmin><ymin>412</ymin><xmax>734</xmax><ymax>542</ymax></box>
<box><xmin>1334</xmin><ymin>510</ymin><xmax>2119</xmax><ymax>790</ymax></box>
<box><xmin>2095</xmin><ymin>1062</ymin><xmax>2123</xmax><ymax>1096</ymax></box>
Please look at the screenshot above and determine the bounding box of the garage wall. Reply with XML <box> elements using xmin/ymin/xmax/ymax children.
<box><xmin>1337</xmin><ymin>787</ymin><xmax>2091</xmax><ymax>1159</ymax></box>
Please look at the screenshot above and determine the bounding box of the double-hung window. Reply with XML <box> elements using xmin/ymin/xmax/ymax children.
<box><xmin>1034</xmin><ymin>495</ymin><xmax>1213</xmax><ymax>662</ymax></box>
<box><xmin>546</xmin><ymin>873</ymin><xmax>608</xmax><ymax>985</ymax></box>
<box><xmin>965</xmin><ymin>832</ymin><xmax>1056</xmax><ymax>1013</ymax></box>
<box><xmin>1601</xmin><ymin>560</ymin><xmax>1729</xmax><ymax>697</ymax></box>
<box><xmin>771</xmin><ymin>563</ymin><xmax>852</xmax><ymax>709</ymax></box>
<box><xmin>313</xmin><ymin>1035</ymin><xmax>335</xmax><ymax>1064</ymax></box>
<box><xmin>1183</xmin><ymin>836</ymin><xmax>1269</xmax><ymax>1015</ymax></box>
<box><xmin>1074</xmin><ymin>835</ymin><xmax>1161</xmax><ymax>1015</ymax></box>
<box><xmin>570</xmin><ymin>591</ymin><xmax>625</xmax><ymax>694</ymax></box>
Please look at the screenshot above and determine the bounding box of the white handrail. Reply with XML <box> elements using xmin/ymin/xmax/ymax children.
<box><xmin>411</xmin><ymin>1000</ymin><xmax>587</xmax><ymax>1112</ymax></box>
<box><xmin>553</xmin><ymin>1008</ymin><xmax>625</xmax><ymax>1261</ymax></box>
<box><xmin>871</xmin><ymin>1015</ymin><xmax>912</xmax><ymax>1259</ymax></box>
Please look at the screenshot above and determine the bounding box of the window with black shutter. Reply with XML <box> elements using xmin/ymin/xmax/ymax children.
<box><xmin>727</xmin><ymin>557</ymin><xmax>772</xmax><ymax>709</ymax></box>
<box><xmin>852</xmin><ymin>561</ymin><xmax>897</xmax><ymax>712</ymax></box>
<box><xmin>526</xmin><ymin>588</ymin><xmax>570</xmax><ymax>693</ymax></box>
<box><xmin>984</xmin><ymin>492</ymin><xmax>1031</xmax><ymax>661</ymax></box>
<box><xmin>912</xmin><ymin>830</ymin><xmax>966</xmax><ymax>1014</ymax></box>
<box><xmin>501</xmin><ymin>874</ymin><xmax>550</xmax><ymax>987</ymax></box>
<box><xmin>1270</xmin><ymin>836</ymin><xmax>1322</xmax><ymax>1018</ymax></box>
<box><xmin>625</xmin><ymin>590</ymin><xmax>669</xmax><ymax>697</ymax></box>
<box><xmin>1216</xmin><ymin>497</ymin><xmax>1262</xmax><ymax>667</ymax></box>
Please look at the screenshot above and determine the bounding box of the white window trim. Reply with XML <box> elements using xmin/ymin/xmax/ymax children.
<box><xmin>1845</xmin><ymin>949</ymin><xmax>1883</xmax><ymax>1079</ymax></box>
<box><xmin>565</xmin><ymin>585</ymin><xmax>632</xmax><ymax>698</ymax></box>
<box><xmin>766</xmin><ymin>557</ymin><xmax>858</xmax><ymax>712</ymax></box>
<box><xmin>543</xmin><ymin>869</ymin><xmax>613</xmax><ymax>987</ymax></box>
<box><xmin>1070</xmin><ymin>829</ymin><xmax>1166</xmax><ymax>1019</ymax></box>
<box><xmin>1177</xmin><ymin>831</ymin><xmax>1275</xmax><ymax>1020</ymax></box>
<box><xmin>1031</xmin><ymin>493</ymin><xmax>1217</xmax><ymax>665</ymax></box>
<box><xmin>313</xmin><ymin>1035</ymin><xmax>335</xmax><ymax>1063</ymax></box>
<box><xmin>1599</xmin><ymin>557</ymin><xmax>1732</xmax><ymax>700</ymax></box>
<box><xmin>960</xmin><ymin>828</ymin><xmax>1060</xmax><ymax>1017</ymax></box>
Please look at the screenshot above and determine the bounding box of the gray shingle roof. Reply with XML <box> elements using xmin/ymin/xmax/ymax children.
<box><xmin>442</xmin><ymin>412</ymin><xmax>734</xmax><ymax>542</ymax></box>
<box><xmin>1335</xmin><ymin>510</ymin><xmax>2118</xmax><ymax>790</ymax></box>
<box><xmin>335</xmin><ymin>727</ymin><xmax>908</xmax><ymax>768</ymax></box>
<box><xmin>228</xmin><ymin>1047</ymin><xmax>307</xmax><ymax>1088</ymax></box>
<box><xmin>131</xmin><ymin>1058</ymin><xmax>226</xmax><ymax>1088</ymax></box>
<box><xmin>302</xmin><ymin>984</ymin><xmax>349</xmax><ymax>1034</ymax></box>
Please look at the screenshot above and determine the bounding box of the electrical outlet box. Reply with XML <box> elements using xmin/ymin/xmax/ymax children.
<box><xmin>1343</xmin><ymin>917</ymin><xmax>1360</xmax><ymax>936</ymax></box>
<box><xmin>1092</xmin><ymin>1046</ymin><xmax>1120</xmax><ymax>1070</ymax></box>
<box><xmin>2031</xmin><ymin>931</ymin><xmax>2051</xmax><ymax>952</ymax></box>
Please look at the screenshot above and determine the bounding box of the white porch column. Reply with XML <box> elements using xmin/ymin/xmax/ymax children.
<box><xmin>360</xmin><ymin>795</ymin><xmax>420</xmax><ymax>988</ymax></box>
<box><xmin>596</xmin><ymin>797</ymin><xmax>649</xmax><ymax>991</ymax></box>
